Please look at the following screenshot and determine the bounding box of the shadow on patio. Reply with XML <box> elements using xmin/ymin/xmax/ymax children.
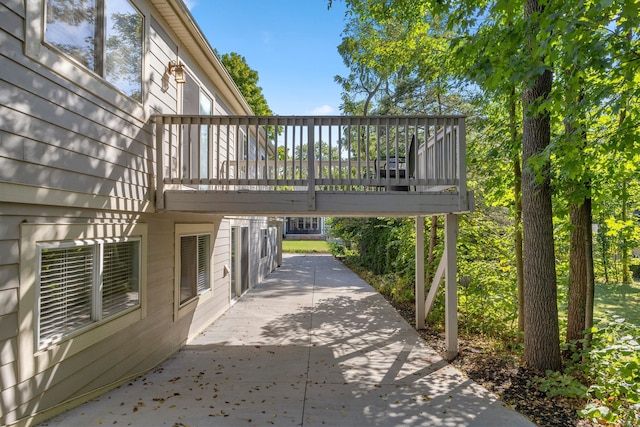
<box><xmin>40</xmin><ymin>254</ymin><xmax>534</xmax><ymax>427</ymax></box>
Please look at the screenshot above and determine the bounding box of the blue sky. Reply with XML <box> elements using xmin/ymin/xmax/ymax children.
<box><xmin>188</xmin><ymin>0</ymin><xmax>349</xmax><ymax>115</ymax></box>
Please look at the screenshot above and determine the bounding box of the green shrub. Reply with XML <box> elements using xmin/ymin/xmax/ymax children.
<box><xmin>579</xmin><ymin>316</ymin><xmax>640</xmax><ymax>426</ymax></box>
<box><xmin>533</xmin><ymin>370</ymin><xmax>588</xmax><ymax>399</ymax></box>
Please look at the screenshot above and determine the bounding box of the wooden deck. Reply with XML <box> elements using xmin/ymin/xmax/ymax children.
<box><xmin>153</xmin><ymin>114</ymin><xmax>472</xmax><ymax>356</ymax></box>
<box><xmin>154</xmin><ymin>115</ymin><xmax>473</xmax><ymax>216</ymax></box>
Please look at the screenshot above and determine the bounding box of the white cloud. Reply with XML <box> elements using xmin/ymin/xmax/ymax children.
<box><xmin>183</xmin><ymin>0</ymin><xmax>196</xmax><ymax>11</ymax></box>
<box><xmin>309</xmin><ymin>105</ymin><xmax>334</xmax><ymax>115</ymax></box>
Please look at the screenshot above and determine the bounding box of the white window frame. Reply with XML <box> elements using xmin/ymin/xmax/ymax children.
<box><xmin>36</xmin><ymin>237</ymin><xmax>141</xmax><ymax>350</ymax></box>
<box><xmin>25</xmin><ymin>0</ymin><xmax>149</xmax><ymax>114</ymax></box>
<box><xmin>19</xmin><ymin>222</ymin><xmax>147</xmax><ymax>383</ymax></box>
<box><xmin>174</xmin><ymin>224</ymin><xmax>215</xmax><ymax>321</ymax></box>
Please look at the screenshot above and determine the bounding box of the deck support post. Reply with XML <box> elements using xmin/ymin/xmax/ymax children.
<box><xmin>155</xmin><ymin>117</ymin><xmax>165</xmax><ymax>210</ymax></box>
<box><xmin>415</xmin><ymin>215</ymin><xmax>425</xmax><ymax>329</ymax></box>
<box><xmin>444</xmin><ymin>213</ymin><xmax>459</xmax><ymax>360</ymax></box>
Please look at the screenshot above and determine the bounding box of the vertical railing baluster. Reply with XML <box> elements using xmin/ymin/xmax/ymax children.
<box><xmin>307</xmin><ymin>118</ymin><xmax>315</xmax><ymax>210</ymax></box>
<box><xmin>347</xmin><ymin>123</ymin><xmax>352</xmax><ymax>187</ymax></box>
<box><xmin>318</xmin><ymin>124</ymin><xmax>323</xmax><ymax>180</ymax></box>
<box><xmin>436</xmin><ymin>117</ymin><xmax>441</xmax><ymax>182</ymax></box>
<box><xmin>272</xmin><ymin>119</ymin><xmax>277</xmax><ymax>184</ymax></box>
<box><xmin>366</xmin><ymin>120</ymin><xmax>370</xmax><ymax>186</ymax></box>
<box><xmin>445</xmin><ymin>117</ymin><xmax>451</xmax><ymax>181</ymax></box>
<box><xmin>458</xmin><ymin>118</ymin><xmax>467</xmax><ymax>210</ymax></box>
<box><xmin>356</xmin><ymin>120</ymin><xmax>361</xmax><ymax>183</ymax></box>
<box><xmin>155</xmin><ymin>116</ymin><xmax>164</xmax><ymax>210</ymax></box>
<box><xmin>168</xmin><ymin>118</ymin><xmax>174</xmax><ymax>181</ymax></box>
<box><xmin>212</xmin><ymin>118</ymin><xmax>216</xmax><ymax>185</ymax></box>
<box><xmin>283</xmin><ymin>123</ymin><xmax>289</xmax><ymax>182</ymax></box>
<box><xmin>224</xmin><ymin>122</ymin><xmax>229</xmax><ymax>185</ymax></box>
<box><xmin>328</xmin><ymin>121</ymin><xmax>333</xmax><ymax>187</ymax></box>
<box><xmin>194</xmin><ymin>117</ymin><xmax>200</xmax><ymax>184</ymax></box>
<box><xmin>178</xmin><ymin>119</ymin><xmax>183</xmax><ymax>180</ymax></box>
<box><xmin>297</xmin><ymin>120</ymin><xmax>302</xmax><ymax>181</ymax></box>
<box><xmin>394</xmin><ymin>118</ymin><xmax>399</xmax><ymax>186</ymax></box>
<box><xmin>444</xmin><ymin>118</ymin><xmax>449</xmax><ymax>181</ymax></box>
<box><xmin>244</xmin><ymin>122</ymin><xmax>249</xmax><ymax>184</ymax></box>
<box><xmin>253</xmin><ymin>121</ymin><xmax>258</xmax><ymax>184</ymax></box>
<box><xmin>263</xmin><ymin>122</ymin><xmax>268</xmax><ymax>185</ymax></box>
<box><xmin>337</xmin><ymin>119</ymin><xmax>341</xmax><ymax>188</ymax></box>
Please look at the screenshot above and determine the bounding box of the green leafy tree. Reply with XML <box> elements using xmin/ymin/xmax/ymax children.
<box><xmin>217</xmin><ymin>51</ymin><xmax>273</xmax><ymax>116</ymax></box>
<box><xmin>330</xmin><ymin>0</ymin><xmax>640</xmax><ymax>372</ymax></box>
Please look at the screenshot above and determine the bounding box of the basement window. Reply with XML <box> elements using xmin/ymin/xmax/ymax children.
<box><xmin>179</xmin><ymin>234</ymin><xmax>211</xmax><ymax>304</ymax></box>
<box><xmin>37</xmin><ymin>238</ymin><xmax>141</xmax><ymax>349</ymax></box>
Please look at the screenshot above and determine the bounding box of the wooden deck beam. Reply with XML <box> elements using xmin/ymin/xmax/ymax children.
<box><xmin>162</xmin><ymin>190</ymin><xmax>473</xmax><ymax>217</ymax></box>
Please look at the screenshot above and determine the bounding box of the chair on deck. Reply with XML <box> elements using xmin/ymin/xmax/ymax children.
<box><xmin>375</xmin><ymin>135</ymin><xmax>416</xmax><ymax>191</ymax></box>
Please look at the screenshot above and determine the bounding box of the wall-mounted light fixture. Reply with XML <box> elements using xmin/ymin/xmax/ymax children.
<box><xmin>167</xmin><ymin>60</ymin><xmax>186</xmax><ymax>84</ymax></box>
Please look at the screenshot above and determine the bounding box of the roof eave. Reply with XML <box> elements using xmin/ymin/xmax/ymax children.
<box><xmin>150</xmin><ymin>0</ymin><xmax>254</xmax><ymax>115</ymax></box>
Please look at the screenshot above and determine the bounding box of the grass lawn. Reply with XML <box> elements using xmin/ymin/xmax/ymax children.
<box><xmin>282</xmin><ymin>240</ymin><xmax>331</xmax><ymax>253</ymax></box>
<box><xmin>593</xmin><ymin>280</ymin><xmax>640</xmax><ymax>326</ymax></box>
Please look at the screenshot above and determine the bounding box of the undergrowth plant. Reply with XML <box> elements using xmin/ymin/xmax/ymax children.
<box><xmin>534</xmin><ymin>316</ymin><xmax>640</xmax><ymax>426</ymax></box>
<box><xmin>579</xmin><ymin>316</ymin><xmax>640</xmax><ymax>426</ymax></box>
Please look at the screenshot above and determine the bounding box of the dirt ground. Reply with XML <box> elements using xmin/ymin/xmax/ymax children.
<box><xmin>383</xmin><ymin>297</ymin><xmax>598</xmax><ymax>427</ymax></box>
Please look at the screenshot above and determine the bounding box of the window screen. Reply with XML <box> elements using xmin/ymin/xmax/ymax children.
<box><xmin>38</xmin><ymin>239</ymin><xmax>140</xmax><ymax>349</ymax></box>
<box><xmin>180</xmin><ymin>234</ymin><xmax>210</xmax><ymax>304</ymax></box>
<box><xmin>39</xmin><ymin>245</ymin><xmax>94</xmax><ymax>347</ymax></box>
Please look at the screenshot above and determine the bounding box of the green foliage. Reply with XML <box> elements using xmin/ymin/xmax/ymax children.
<box><xmin>329</xmin><ymin>217</ymin><xmax>415</xmax><ymax>278</ymax></box>
<box><xmin>329</xmin><ymin>202</ymin><xmax>521</xmax><ymax>340</ymax></box>
<box><xmin>457</xmin><ymin>207</ymin><xmax>519</xmax><ymax>340</ymax></box>
<box><xmin>328</xmin><ymin>217</ymin><xmax>415</xmax><ymax>304</ymax></box>
<box><xmin>533</xmin><ymin>370</ymin><xmax>588</xmax><ymax>399</ymax></box>
<box><xmin>578</xmin><ymin>316</ymin><xmax>640</xmax><ymax>425</ymax></box>
<box><xmin>529</xmin><ymin>317</ymin><xmax>640</xmax><ymax>424</ymax></box>
<box><xmin>216</xmin><ymin>51</ymin><xmax>273</xmax><ymax>116</ymax></box>
<box><xmin>329</xmin><ymin>0</ymin><xmax>640</xmax><ymax>417</ymax></box>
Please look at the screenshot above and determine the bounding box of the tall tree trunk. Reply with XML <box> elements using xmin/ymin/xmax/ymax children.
<box><xmin>509</xmin><ymin>89</ymin><xmax>525</xmax><ymax>338</ymax></box>
<box><xmin>599</xmin><ymin>213</ymin><xmax>610</xmax><ymax>283</ymax></box>
<box><xmin>618</xmin><ymin>93</ymin><xmax>630</xmax><ymax>284</ymax></box>
<box><xmin>514</xmin><ymin>159</ymin><xmax>524</xmax><ymax>337</ymax></box>
<box><xmin>621</xmin><ymin>181</ymin><xmax>631</xmax><ymax>284</ymax></box>
<box><xmin>521</xmin><ymin>0</ymin><xmax>561</xmax><ymax>372</ymax></box>
<box><xmin>566</xmin><ymin>201</ymin><xmax>588</xmax><ymax>343</ymax></box>
<box><xmin>584</xmin><ymin>196</ymin><xmax>596</xmax><ymax>344</ymax></box>
<box><xmin>565</xmin><ymin>84</ymin><xmax>591</xmax><ymax>345</ymax></box>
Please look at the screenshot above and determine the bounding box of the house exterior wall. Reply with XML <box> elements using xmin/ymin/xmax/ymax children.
<box><xmin>285</xmin><ymin>217</ymin><xmax>327</xmax><ymax>237</ymax></box>
<box><xmin>0</xmin><ymin>1</ymin><xmax>279</xmax><ymax>425</ymax></box>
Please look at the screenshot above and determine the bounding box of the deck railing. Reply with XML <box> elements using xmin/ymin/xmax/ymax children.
<box><xmin>154</xmin><ymin>115</ymin><xmax>466</xmax><ymax>209</ymax></box>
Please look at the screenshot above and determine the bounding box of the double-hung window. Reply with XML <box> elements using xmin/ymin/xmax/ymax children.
<box><xmin>44</xmin><ymin>0</ymin><xmax>144</xmax><ymax>102</ymax></box>
<box><xmin>37</xmin><ymin>239</ymin><xmax>141</xmax><ymax>349</ymax></box>
<box><xmin>179</xmin><ymin>234</ymin><xmax>211</xmax><ymax>304</ymax></box>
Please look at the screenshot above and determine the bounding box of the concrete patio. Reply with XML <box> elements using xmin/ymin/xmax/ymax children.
<box><xmin>40</xmin><ymin>254</ymin><xmax>534</xmax><ymax>426</ymax></box>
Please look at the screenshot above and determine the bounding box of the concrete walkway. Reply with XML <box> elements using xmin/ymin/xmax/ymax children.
<box><xmin>42</xmin><ymin>254</ymin><xmax>535</xmax><ymax>426</ymax></box>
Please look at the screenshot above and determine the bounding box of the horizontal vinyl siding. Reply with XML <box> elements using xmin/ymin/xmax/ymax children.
<box><xmin>0</xmin><ymin>208</ymin><xmax>230</xmax><ymax>425</ymax></box>
<box><xmin>0</xmin><ymin>264</ymin><xmax>19</xmax><ymax>292</ymax></box>
<box><xmin>148</xmin><ymin>19</ymin><xmax>179</xmax><ymax>115</ymax></box>
<box><xmin>0</xmin><ymin>1</ymin><xmax>23</xmax><ymax>42</ymax></box>
<box><xmin>195</xmin><ymin>219</ymin><xmax>233</xmax><ymax>328</ymax></box>
<box><xmin>0</xmin><ymin>87</ymin><xmax>20</xmax><ymax>417</ymax></box>
<box><xmin>0</xmin><ymin>2</ymin><xmax>278</xmax><ymax>425</ymax></box>
<box><xmin>0</xmin><ymin>7</ymin><xmax>151</xmax><ymax>205</ymax></box>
